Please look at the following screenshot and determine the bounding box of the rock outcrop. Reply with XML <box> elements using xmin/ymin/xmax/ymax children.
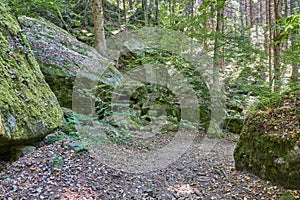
<box><xmin>234</xmin><ymin>88</ymin><xmax>300</xmax><ymax>189</ymax></box>
<box><xmin>18</xmin><ymin>16</ymin><xmax>123</xmax><ymax>109</ymax></box>
<box><xmin>0</xmin><ymin>4</ymin><xmax>63</xmax><ymax>155</ymax></box>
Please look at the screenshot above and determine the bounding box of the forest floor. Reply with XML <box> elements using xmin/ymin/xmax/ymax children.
<box><xmin>0</xmin><ymin>133</ymin><xmax>299</xmax><ymax>200</ymax></box>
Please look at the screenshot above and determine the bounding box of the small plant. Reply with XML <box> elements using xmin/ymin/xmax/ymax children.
<box><xmin>107</xmin><ymin>129</ymin><xmax>132</xmax><ymax>145</ymax></box>
<box><xmin>50</xmin><ymin>155</ymin><xmax>63</xmax><ymax>169</ymax></box>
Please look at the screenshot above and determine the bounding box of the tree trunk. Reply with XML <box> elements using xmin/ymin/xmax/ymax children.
<box><xmin>191</xmin><ymin>0</ymin><xmax>194</xmax><ymax>17</ymax></box>
<box><xmin>273</xmin><ymin>0</ymin><xmax>283</xmax><ymax>91</ymax></box>
<box><xmin>210</xmin><ymin>0</ymin><xmax>226</xmax><ymax>137</ymax></box>
<box><xmin>91</xmin><ymin>0</ymin><xmax>106</xmax><ymax>56</ymax></box>
<box><xmin>249</xmin><ymin>0</ymin><xmax>253</xmax><ymax>27</ymax></box>
<box><xmin>245</xmin><ymin>0</ymin><xmax>249</xmax><ymax>27</ymax></box>
<box><xmin>214</xmin><ymin>0</ymin><xmax>225</xmax><ymax>72</ymax></box>
<box><xmin>155</xmin><ymin>0</ymin><xmax>159</xmax><ymax>25</ymax></box>
<box><xmin>143</xmin><ymin>0</ymin><xmax>148</xmax><ymax>26</ymax></box>
<box><xmin>290</xmin><ymin>0</ymin><xmax>299</xmax><ymax>82</ymax></box>
<box><xmin>291</xmin><ymin>64</ymin><xmax>299</xmax><ymax>82</ymax></box>
<box><xmin>123</xmin><ymin>0</ymin><xmax>127</xmax><ymax>23</ymax></box>
<box><xmin>240</xmin><ymin>0</ymin><xmax>245</xmax><ymax>34</ymax></box>
<box><xmin>117</xmin><ymin>0</ymin><xmax>121</xmax><ymax>25</ymax></box>
<box><xmin>260</xmin><ymin>0</ymin><xmax>264</xmax><ymax>27</ymax></box>
<box><xmin>268</xmin><ymin>0</ymin><xmax>273</xmax><ymax>85</ymax></box>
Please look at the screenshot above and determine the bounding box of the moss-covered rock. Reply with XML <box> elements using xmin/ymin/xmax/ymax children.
<box><xmin>18</xmin><ymin>16</ymin><xmax>123</xmax><ymax>109</ymax></box>
<box><xmin>117</xmin><ymin>47</ymin><xmax>211</xmax><ymax>130</ymax></box>
<box><xmin>234</xmin><ymin>89</ymin><xmax>300</xmax><ymax>189</ymax></box>
<box><xmin>0</xmin><ymin>4</ymin><xmax>63</xmax><ymax>155</ymax></box>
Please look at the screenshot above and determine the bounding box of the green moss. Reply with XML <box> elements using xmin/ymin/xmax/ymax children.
<box><xmin>235</xmin><ymin>119</ymin><xmax>299</xmax><ymax>189</ymax></box>
<box><xmin>0</xmin><ymin>3</ymin><xmax>63</xmax><ymax>152</ymax></box>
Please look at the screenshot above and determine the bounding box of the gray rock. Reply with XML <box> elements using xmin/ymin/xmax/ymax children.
<box><xmin>18</xmin><ymin>16</ymin><xmax>123</xmax><ymax>109</ymax></box>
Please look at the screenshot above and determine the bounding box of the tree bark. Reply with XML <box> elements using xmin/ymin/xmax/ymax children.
<box><xmin>291</xmin><ymin>64</ymin><xmax>299</xmax><ymax>82</ymax></box>
<box><xmin>123</xmin><ymin>0</ymin><xmax>127</xmax><ymax>23</ymax></box>
<box><xmin>290</xmin><ymin>0</ymin><xmax>299</xmax><ymax>82</ymax></box>
<box><xmin>273</xmin><ymin>0</ymin><xmax>283</xmax><ymax>91</ymax></box>
<box><xmin>91</xmin><ymin>0</ymin><xmax>106</xmax><ymax>56</ymax></box>
<box><xmin>260</xmin><ymin>0</ymin><xmax>264</xmax><ymax>27</ymax></box>
<box><xmin>155</xmin><ymin>0</ymin><xmax>159</xmax><ymax>25</ymax></box>
<box><xmin>210</xmin><ymin>0</ymin><xmax>226</xmax><ymax>137</ymax></box>
<box><xmin>268</xmin><ymin>0</ymin><xmax>273</xmax><ymax>85</ymax></box>
<box><xmin>117</xmin><ymin>0</ymin><xmax>121</xmax><ymax>25</ymax></box>
<box><xmin>245</xmin><ymin>0</ymin><xmax>249</xmax><ymax>27</ymax></box>
<box><xmin>249</xmin><ymin>0</ymin><xmax>253</xmax><ymax>27</ymax></box>
<box><xmin>143</xmin><ymin>0</ymin><xmax>148</xmax><ymax>26</ymax></box>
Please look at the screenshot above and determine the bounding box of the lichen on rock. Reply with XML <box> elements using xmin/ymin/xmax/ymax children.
<box><xmin>0</xmin><ymin>3</ymin><xmax>63</xmax><ymax>155</ymax></box>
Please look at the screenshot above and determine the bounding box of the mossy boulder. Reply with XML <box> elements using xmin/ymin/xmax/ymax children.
<box><xmin>0</xmin><ymin>4</ymin><xmax>63</xmax><ymax>155</ymax></box>
<box><xmin>234</xmin><ymin>89</ymin><xmax>300</xmax><ymax>189</ymax></box>
<box><xmin>116</xmin><ymin>46</ymin><xmax>211</xmax><ymax>130</ymax></box>
<box><xmin>18</xmin><ymin>16</ymin><xmax>123</xmax><ymax>109</ymax></box>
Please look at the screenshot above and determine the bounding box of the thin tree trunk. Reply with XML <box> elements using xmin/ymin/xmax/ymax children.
<box><xmin>191</xmin><ymin>0</ymin><xmax>194</xmax><ymax>17</ymax></box>
<box><xmin>210</xmin><ymin>0</ymin><xmax>226</xmax><ymax>137</ymax></box>
<box><xmin>245</xmin><ymin>0</ymin><xmax>249</xmax><ymax>27</ymax></box>
<box><xmin>291</xmin><ymin>63</ymin><xmax>299</xmax><ymax>81</ymax></box>
<box><xmin>213</xmin><ymin>0</ymin><xmax>224</xmax><ymax>84</ymax></box>
<box><xmin>143</xmin><ymin>0</ymin><xmax>148</xmax><ymax>26</ymax></box>
<box><xmin>92</xmin><ymin>0</ymin><xmax>106</xmax><ymax>56</ymax></box>
<box><xmin>249</xmin><ymin>0</ymin><xmax>253</xmax><ymax>27</ymax></box>
<box><xmin>117</xmin><ymin>0</ymin><xmax>121</xmax><ymax>25</ymax></box>
<box><xmin>240</xmin><ymin>0</ymin><xmax>245</xmax><ymax>35</ymax></box>
<box><xmin>268</xmin><ymin>0</ymin><xmax>273</xmax><ymax>85</ymax></box>
<box><xmin>123</xmin><ymin>0</ymin><xmax>127</xmax><ymax>23</ymax></box>
<box><xmin>273</xmin><ymin>0</ymin><xmax>283</xmax><ymax>91</ymax></box>
<box><xmin>155</xmin><ymin>0</ymin><xmax>159</xmax><ymax>25</ymax></box>
<box><xmin>129</xmin><ymin>0</ymin><xmax>133</xmax><ymax>10</ymax></box>
<box><xmin>290</xmin><ymin>0</ymin><xmax>299</xmax><ymax>81</ymax></box>
<box><xmin>260</xmin><ymin>0</ymin><xmax>264</xmax><ymax>27</ymax></box>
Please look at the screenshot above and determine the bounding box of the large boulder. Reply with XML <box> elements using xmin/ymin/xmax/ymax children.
<box><xmin>18</xmin><ymin>16</ymin><xmax>123</xmax><ymax>109</ymax></box>
<box><xmin>0</xmin><ymin>4</ymin><xmax>63</xmax><ymax>155</ymax></box>
<box><xmin>234</xmin><ymin>88</ymin><xmax>300</xmax><ymax>189</ymax></box>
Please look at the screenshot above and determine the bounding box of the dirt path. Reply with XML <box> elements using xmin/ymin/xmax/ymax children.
<box><xmin>0</xmin><ymin>134</ymin><xmax>299</xmax><ymax>199</ymax></box>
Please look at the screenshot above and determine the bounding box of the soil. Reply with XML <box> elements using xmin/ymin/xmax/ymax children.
<box><xmin>0</xmin><ymin>133</ymin><xmax>299</xmax><ymax>200</ymax></box>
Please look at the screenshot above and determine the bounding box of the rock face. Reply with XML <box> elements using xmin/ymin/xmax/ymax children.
<box><xmin>0</xmin><ymin>4</ymin><xmax>63</xmax><ymax>155</ymax></box>
<box><xmin>18</xmin><ymin>16</ymin><xmax>123</xmax><ymax>109</ymax></box>
<box><xmin>234</xmin><ymin>89</ymin><xmax>300</xmax><ymax>189</ymax></box>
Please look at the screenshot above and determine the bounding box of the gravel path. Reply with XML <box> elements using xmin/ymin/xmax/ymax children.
<box><xmin>0</xmin><ymin>134</ymin><xmax>299</xmax><ymax>200</ymax></box>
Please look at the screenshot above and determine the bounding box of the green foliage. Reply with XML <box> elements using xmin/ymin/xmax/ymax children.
<box><xmin>4</xmin><ymin>0</ymin><xmax>84</xmax><ymax>34</ymax></box>
<box><xmin>50</xmin><ymin>155</ymin><xmax>63</xmax><ymax>169</ymax></box>
<box><xmin>107</xmin><ymin>129</ymin><xmax>132</xmax><ymax>145</ymax></box>
<box><xmin>67</xmin><ymin>142</ymin><xmax>87</xmax><ymax>153</ymax></box>
<box><xmin>6</xmin><ymin>0</ymin><xmax>62</xmax><ymax>18</ymax></box>
<box><xmin>44</xmin><ymin>131</ymin><xmax>68</xmax><ymax>144</ymax></box>
<box><xmin>279</xmin><ymin>13</ymin><xmax>300</xmax><ymax>67</ymax></box>
<box><xmin>280</xmin><ymin>192</ymin><xmax>295</xmax><ymax>200</ymax></box>
<box><xmin>255</xmin><ymin>93</ymin><xmax>283</xmax><ymax>111</ymax></box>
<box><xmin>255</xmin><ymin>85</ymin><xmax>300</xmax><ymax>111</ymax></box>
